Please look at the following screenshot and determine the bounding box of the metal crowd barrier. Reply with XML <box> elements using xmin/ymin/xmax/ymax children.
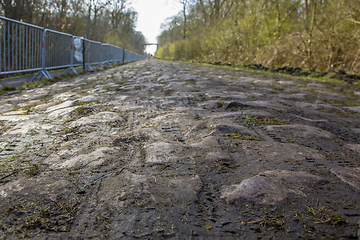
<box><xmin>101</xmin><ymin>43</ymin><xmax>124</xmax><ymax>66</ymax></box>
<box><xmin>0</xmin><ymin>16</ymin><xmax>147</xmax><ymax>81</ymax></box>
<box><xmin>0</xmin><ymin>16</ymin><xmax>43</xmax><ymax>75</ymax></box>
<box><xmin>84</xmin><ymin>39</ymin><xmax>101</xmax><ymax>71</ymax></box>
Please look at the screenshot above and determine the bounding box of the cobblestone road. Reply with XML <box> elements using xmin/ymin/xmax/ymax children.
<box><xmin>0</xmin><ymin>59</ymin><xmax>360</xmax><ymax>239</ymax></box>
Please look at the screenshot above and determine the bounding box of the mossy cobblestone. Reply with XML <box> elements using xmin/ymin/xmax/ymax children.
<box><xmin>0</xmin><ymin>59</ymin><xmax>359</xmax><ymax>239</ymax></box>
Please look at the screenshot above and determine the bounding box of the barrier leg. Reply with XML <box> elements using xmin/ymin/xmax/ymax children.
<box><xmin>64</xmin><ymin>66</ymin><xmax>77</xmax><ymax>74</ymax></box>
<box><xmin>31</xmin><ymin>69</ymin><xmax>51</xmax><ymax>81</ymax></box>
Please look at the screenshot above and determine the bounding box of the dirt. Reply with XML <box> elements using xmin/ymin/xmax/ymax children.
<box><xmin>208</xmin><ymin>61</ymin><xmax>360</xmax><ymax>83</ymax></box>
<box><xmin>0</xmin><ymin>59</ymin><xmax>360</xmax><ymax>239</ymax></box>
<box><xmin>0</xmin><ymin>69</ymin><xmax>67</xmax><ymax>88</ymax></box>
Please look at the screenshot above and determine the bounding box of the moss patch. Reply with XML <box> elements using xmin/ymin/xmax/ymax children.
<box><xmin>225</xmin><ymin>132</ymin><xmax>261</xmax><ymax>141</ymax></box>
<box><xmin>1</xmin><ymin>198</ymin><xmax>80</xmax><ymax>236</ymax></box>
<box><xmin>239</xmin><ymin>116</ymin><xmax>286</xmax><ymax>126</ymax></box>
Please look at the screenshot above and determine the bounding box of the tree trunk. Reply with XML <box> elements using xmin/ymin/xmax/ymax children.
<box><xmin>183</xmin><ymin>2</ymin><xmax>186</xmax><ymax>40</ymax></box>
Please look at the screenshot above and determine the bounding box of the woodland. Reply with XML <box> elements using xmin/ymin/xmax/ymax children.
<box><xmin>0</xmin><ymin>0</ymin><xmax>146</xmax><ymax>54</ymax></box>
<box><xmin>157</xmin><ymin>0</ymin><xmax>360</xmax><ymax>74</ymax></box>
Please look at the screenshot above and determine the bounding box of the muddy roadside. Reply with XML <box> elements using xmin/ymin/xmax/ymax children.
<box><xmin>0</xmin><ymin>69</ymin><xmax>67</xmax><ymax>88</ymax></box>
<box><xmin>0</xmin><ymin>59</ymin><xmax>360</xmax><ymax>239</ymax></box>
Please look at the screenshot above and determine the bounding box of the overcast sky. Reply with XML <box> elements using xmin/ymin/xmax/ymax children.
<box><xmin>129</xmin><ymin>0</ymin><xmax>183</xmax><ymax>54</ymax></box>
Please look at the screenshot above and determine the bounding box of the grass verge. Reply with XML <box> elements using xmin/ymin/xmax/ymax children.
<box><xmin>0</xmin><ymin>62</ymin><xmax>128</xmax><ymax>96</ymax></box>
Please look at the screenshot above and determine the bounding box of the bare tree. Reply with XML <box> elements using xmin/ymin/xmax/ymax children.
<box><xmin>0</xmin><ymin>0</ymin><xmax>34</xmax><ymax>22</ymax></box>
<box><xmin>180</xmin><ymin>0</ymin><xmax>188</xmax><ymax>39</ymax></box>
<box><xmin>109</xmin><ymin>0</ymin><xmax>127</xmax><ymax>29</ymax></box>
<box><xmin>197</xmin><ymin>0</ymin><xmax>229</xmax><ymax>24</ymax></box>
<box><xmin>84</xmin><ymin>0</ymin><xmax>110</xmax><ymax>39</ymax></box>
<box><xmin>0</xmin><ymin>0</ymin><xmax>148</xmax><ymax>54</ymax></box>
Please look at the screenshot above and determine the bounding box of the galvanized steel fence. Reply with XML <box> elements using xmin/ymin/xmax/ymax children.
<box><xmin>0</xmin><ymin>16</ymin><xmax>146</xmax><ymax>81</ymax></box>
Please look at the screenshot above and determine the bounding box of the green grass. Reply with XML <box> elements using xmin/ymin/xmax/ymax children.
<box><xmin>216</xmin><ymin>160</ymin><xmax>237</xmax><ymax>173</ymax></box>
<box><xmin>248</xmin><ymin>211</ymin><xmax>285</xmax><ymax>230</ymax></box>
<box><xmin>239</xmin><ymin>115</ymin><xmax>286</xmax><ymax>126</ymax></box>
<box><xmin>0</xmin><ymin>62</ymin><xmax>129</xmax><ymax>96</ymax></box>
<box><xmin>271</xmin><ymin>85</ymin><xmax>286</xmax><ymax>91</ymax></box>
<box><xmin>203</xmin><ymin>226</ymin><xmax>213</xmax><ymax>231</ymax></box>
<box><xmin>24</xmin><ymin>142</ymin><xmax>32</xmax><ymax>150</ymax></box>
<box><xmin>216</xmin><ymin>101</ymin><xmax>224</xmax><ymax>108</ymax></box>
<box><xmin>226</xmin><ymin>132</ymin><xmax>261</xmax><ymax>141</ymax></box>
<box><xmin>29</xmin><ymin>129</ymin><xmax>38</xmax><ymax>136</ymax></box>
<box><xmin>0</xmin><ymin>66</ymin><xmax>84</xmax><ymax>82</ymax></box>
<box><xmin>77</xmin><ymin>101</ymin><xmax>97</xmax><ymax>107</ymax></box>
<box><xmin>75</xmin><ymin>107</ymin><xmax>86</xmax><ymax>115</ymax></box>
<box><xmin>0</xmin><ymin>85</ymin><xmax>16</xmax><ymax>95</ymax></box>
<box><xmin>304</xmin><ymin>206</ymin><xmax>346</xmax><ymax>227</ymax></box>
<box><xmin>63</xmin><ymin>127</ymin><xmax>76</xmax><ymax>134</ymax></box>
<box><xmin>24</xmin><ymin>165</ymin><xmax>39</xmax><ymax>177</ymax></box>
<box><xmin>329</xmin><ymin>100</ymin><xmax>360</xmax><ymax>107</ymax></box>
<box><xmin>63</xmin><ymin>116</ymin><xmax>77</xmax><ymax>123</ymax></box>
<box><xmin>75</xmin><ymin>106</ymin><xmax>92</xmax><ymax>115</ymax></box>
<box><xmin>63</xmin><ymin>107</ymin><xmax>92</xmax><ymax>123</ymax></box>
<box><xmin>2</xmin><ymin>198</ymin><xmax>80</xmax><ymax>234</ymax></box>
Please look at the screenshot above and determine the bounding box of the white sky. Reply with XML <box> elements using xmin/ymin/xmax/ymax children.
<box><xmin>129</xmin><ymin>0</ymin><xmax>183</xmax><ymax>55</ymax></box>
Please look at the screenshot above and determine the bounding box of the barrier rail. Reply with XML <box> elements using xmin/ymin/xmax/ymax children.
<box><xmin>101</xmin><ymin>43</ymin><xmax>124</xmax><ymax>67</ymax></box>
<box><xmin>0</xmin><ymin>16</ymin><xmax>43</xmax><ymax>75</ymax></box>
<box><xmin>0</xmin><ymin>16</ymin><xmax>146</xmax><ymax>81</ymax></box>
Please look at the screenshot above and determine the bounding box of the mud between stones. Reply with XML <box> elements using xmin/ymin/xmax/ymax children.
<box><xmin>0</xmin><ymin>59</ymin><xmax>359</xmax><ymax>239</ymax></box>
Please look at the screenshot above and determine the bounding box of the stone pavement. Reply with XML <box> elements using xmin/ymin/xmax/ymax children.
<box><xmin>0</xmin><ymin>59</ymin><xmax>360</xmax><ymax>239</ymax></box>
